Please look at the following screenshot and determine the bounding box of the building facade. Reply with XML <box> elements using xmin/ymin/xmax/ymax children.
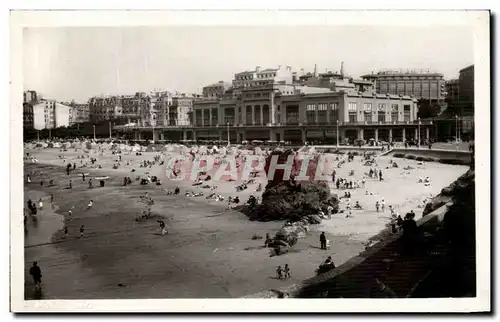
<box><xmin>89</xmin><ymin>96</ymin><xmax>124</xmax><ymax>122</ymax></box>
<box><xmin>30</xmin><ymin>100</ymin><xmax>70</xmax><ymax>130</ymax></box>
<box><xmin>361</xmin><ymin>70</ymin><xmax>446</xmax><ymax>104</ymax></box>
<box><xmin>117</xmin><ymin>84</ymin><xmax>430</xmax><ymax>144</ymax></box>
<box><xmin>202</xmin><ymin>81</ymin><xmax>231</xmax><ymax>99</ymax></box>
<box><xmin>232</xmin><ymin>65</ymin><xmax>293</xmax><ymax>90</ymax></box>
<box><xmin>70</xmin><ymin>102</ymin><xmax>90</xmax><ymax>124</ymax></box>
<box><xmin>445</xmin><ymin>79</ymin><xmax>460</xmax><ymax>104</ymax></box>
<box><xmin>459</xmin><ymin>65</ymin><xmax>474</xmax><ymax>111</ymax></box>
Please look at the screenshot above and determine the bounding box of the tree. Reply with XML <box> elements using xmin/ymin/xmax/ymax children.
<box><xmin>417</xmin><ymin>99</ymin><xmax>441</xmax><ymax>119</ymax></box>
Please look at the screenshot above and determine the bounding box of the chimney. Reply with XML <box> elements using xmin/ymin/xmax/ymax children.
<box><xmin>256</xmin><ymin>66</ymin><xmax>261</xmax><ymax>72</ymax></box>
<box><xmin>314</xmin><ymin>64</ymin><xmax>317</xmax><ymax>77</ymax></box>
<box><xmin>340</xmin><ymin>61</ymin><xmax>344</xmax><ymax>77</ymax></box>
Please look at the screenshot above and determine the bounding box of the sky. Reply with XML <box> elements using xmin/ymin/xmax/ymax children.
<box><xmin>23</xmin><ymin>26</ymin><xmax>474</xmax><ymax>103</ymax></box>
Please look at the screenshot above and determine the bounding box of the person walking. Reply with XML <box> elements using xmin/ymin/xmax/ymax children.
<box><xmin>79</xmin><ymin>225</ymin><xmax>85</xmax><ymax>238</ymax></box>
<box><xmin>38</xmin><ymin>198</ymin><xmax>43</xmax><ymax>212</ymax></box>
<box><xmin>64</xmin><ymin>226</ymin><xmax>68</xmax><ymax>238</ymax></box>
<box><xmin>29</xmin><ymin>261</ymin><xmax>42</xmax><ymax>291</ymax></box>
<box><xmin>320</xmin><ymin>232</ymin><xmax>327</xmax><ymax>250</ymax></box>
<box><xmin>375</xmin><ymin>201</ymin><xmax>380</xmax><ymax>212</ymax></box>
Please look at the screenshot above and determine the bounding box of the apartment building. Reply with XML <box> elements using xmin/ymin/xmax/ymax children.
<box><xmin>361</xmin><ymin>69</ymin><xmax>446</xmax><ymax>104</ymax></box>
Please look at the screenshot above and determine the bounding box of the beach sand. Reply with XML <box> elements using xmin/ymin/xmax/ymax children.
<box><xmin>22</xmin><ymin>147</ymin><xmax>467</xmax><ymax>299</ymax></box>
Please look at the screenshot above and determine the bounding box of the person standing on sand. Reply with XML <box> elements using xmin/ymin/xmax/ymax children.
<box><xmin>158</xmin><ymin>220</ymin><xmax>167</xmax><ymax>235</ymax></box>
<box><xmin>82</xmin><ymin>173</ymin><xmax>85</xmax><ymax>182</ymax></box>
<box><xmin>88</xmin><ymin>179</ymin><xmax>93</xmax><ymax>189</ymax></box>
<box><xmin>69</xmin><ymin>180</ymin><xmax>72</xmax><ymax>189</ymax></box>
<box><xmin>284</xmin><ymin>264</ymin><xmax>291</xmax><ymax>279</ymax></box>
<box><xmin>375</xmin><ymin>201</ymin><xmax>380</xmax><ymax>212</ymax></box>
<box><xmin>29</xmin><ymin>261</ymin><xmax>42</xmax><ymax>291</ymax></box>
<box><xmin>320</xmin><ymin>232</ymin><xmax>327</xmax><ymax>250</ymax></box>
<box><xmin>87</xmin><ymin>200</ymin><xmax>93</xmax><ymax>209</ymax></box>
<box><xmin>79</xmin><ymin>225</ymin><xmax>85</xmax><ymax>238</ymax></box>
<box><xmin>50</xmin><ymin>194</ymin><xmax>54</xmax><ymax>207</ymax></box>
<box><xmin>381</xmin><ymin>200</ymin><xmax>386</xmax><ymax>212</ymax></box>
<box><xmin>276</xmin><ymin>265</ymin><xmax>283</xmax><ymax>279</ymax></box>
<box><xmin>38</xmin><ymin>198</ymin><xmax>43</xmax><ymax>212</ymax></box>
<box><xmin>64</xmin><ymin>226</ymin><xmax>68</xmax><ymax>238</ymax></box>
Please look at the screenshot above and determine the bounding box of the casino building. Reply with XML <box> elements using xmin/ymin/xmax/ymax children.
<box><xmin>116</xmin><ymin>65</ymin><xmax>433</xmax><ymax>144</ymax></box>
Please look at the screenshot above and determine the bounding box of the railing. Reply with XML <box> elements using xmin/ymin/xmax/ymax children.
<box><xmin>114</xmin><ymin>119</ymin><xmax>434</xmax><ymax>130</ymax></box>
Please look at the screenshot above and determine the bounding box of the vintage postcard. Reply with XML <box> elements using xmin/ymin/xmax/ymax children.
<box><xmin>10</xmin><ymin>10</ymin><xmax>490</xmax><ymax>312</ymax></box>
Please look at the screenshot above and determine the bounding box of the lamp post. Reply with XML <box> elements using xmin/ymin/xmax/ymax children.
<box><xmin>37</xmin><ymin>130</ymin><xmax>40</xmax><ymax>142</ymax></box>
<box><xmin>227</xmin><ymin>122</ymin><xmax>230</xmax><ymax>146</ymax></box>
<box><xmin>109</xmin><ymin>121</ymin><xmax>112</xmax><ymax>139</ymax></box>
<box><xmin>151</xmin><ymin>112</ymin><xmax>156</xmax><ymax>144</ymax></box>
<box><xmin>93</xmin><ymin>125</ymin><xmax>96</xmax><ymax>140</ymax></box>
<box><xmin>336</xmin><ymin>119</ymin><xmax>340</xmax><ymax>147</ymax></box>
<box><xmin>417</xmin><ymin>117</ymin><xmax>421</xmax><ymax>149</ymax></box>
<box><xmin>455</xmin><ymin>114</ymin><xmax>458</xmax><ymax>149</ymax></box>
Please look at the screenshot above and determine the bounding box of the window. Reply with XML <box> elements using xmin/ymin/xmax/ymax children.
<box><xmin>376</xmin><ymin>104</ymin><xmax>386</xmax><ymax>123</ymax></box>
<box><xmin>224</xmin><ymin>108</ymin><xmax>235</xmax><ymax>125</ymax></box>
<box><xmin>262</xmin><ymin>104</ymin><xmax>270</xmax><ymax>124</ymax></box>
<box><xmin>211</xmin><ymin>108</ymin><xmax>218</xmax><ymax>125</ymax></box>
<box><xmin>317</xmin><ymin>103</ymin><xmax>328</xmax><ymax>124</ymax></box>
<box><xmin>306</xmin><ymin>104</ymin><xmax>316</xmax><ymax>124</ymax></box>
<box><xmin>195</xmin><ymin>110</ymin><xmax>203</xmax><ymax>126</ymax></box>
<box><xmin>390</xmin><ymin>104</ymin><xmax>399</xmax><ymax>122</ymax></box>
<box><xmin>403</xmin><ymin>104</ymin><xmax>411</xmax><ymax>122</ymax></box>
<box><xmin>286</xmin><ymin>105</ymin><xmax>299</xmax><ymax>124</ymax></box>
<box><xmin>348</xmin><ymin>102</ymin><xmax>357</xmax><ymax>111</ymax></box>
<box><xmin>363</xmin><ymin>103</ymin><xmax>372</xmax><ymax>112</ymax></box>
<box><xmin>254</xmin><ymin>105</ymin><xmax>261</xmax><ymax>124</ymax></box>
<box><xmin>203</xmin><ymin>109</ymin><xmax>210</xmax><ymax>126</ymax></box>
<box><xmin>246</xmin><ymin>105</ymin><xmax>252</xmax><ymax>124</ymax></box>
<box><xmin>348</xmin><ymin>111</ymin><xmax>357</xmax><ymax>123</ymax></box>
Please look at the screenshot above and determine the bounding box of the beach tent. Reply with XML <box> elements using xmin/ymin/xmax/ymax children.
<box><xmin>198</xmin><ymin>145</ymin><xmax>208</xmax><ymax>154</ymax></box>
<box><xmin>131</xmin><ymin>145</ymin><xmax>141</xmax><ymax>152</ymax></box>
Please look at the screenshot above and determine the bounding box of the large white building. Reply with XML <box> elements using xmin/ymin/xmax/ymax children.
<box><xmin>31</xmin><ymin>100</ymin><xmax>71</xmax><ymax>130</ymax></box>
<box><xmin>232</xmin><ymin>65</ymin><xmax>294</xmax><ymax>90</ymax></box>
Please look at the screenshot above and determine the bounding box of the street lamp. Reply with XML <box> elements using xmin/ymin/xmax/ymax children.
<box><xmin>151</xmin><ymin>112</ymin><xmax>157</xmax><ymax>144</ymax></box>
<box><xmin>227</xmin><ymin>122</ymin><xmax>230</xmax><ymax>146</ymax></box>
<box><xmin>336</xmin><ymin>120</ymin><xmax>340</xmax><ymax>147</ymax></box>
<box><xmin>455</xmin><ymin>114</ymin><xmax>458</xmax><ymax>149</ymax></box>
<box><xmin>417</xmin><ymin>117</ymin><xmax>421</xmax><ymax>149</ymax></box>
<box><xmin>109</xmin><ymin>121</ymin><xmax>112</xmax><ymax>139</ymax></box>
<box><xmin>93</xmin><ymin>125</ymin><xmax>96</xmax><ymax>140</ymax></box>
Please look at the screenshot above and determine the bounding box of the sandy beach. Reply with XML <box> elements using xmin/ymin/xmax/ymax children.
<box><xmin>23</xmin><ymin>146</ymin><xmax>468</xmax><ymax>299</ymax></box>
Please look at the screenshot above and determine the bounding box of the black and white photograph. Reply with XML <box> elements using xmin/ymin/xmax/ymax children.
<box><xmin>9</xmin><ymin>9</ymin><xmax>490</xmax><ymax>313</ymax></box>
